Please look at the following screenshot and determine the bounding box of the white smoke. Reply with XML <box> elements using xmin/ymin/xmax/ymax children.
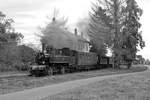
<box><xmin>40</xmin><ymin>17</ymin><xmax>78</xmax><ymax>50</ymax></box>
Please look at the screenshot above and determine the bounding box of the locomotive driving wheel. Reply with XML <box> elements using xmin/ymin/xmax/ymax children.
<box><xmin>48</xmin><ymin>67</ymin><xmax>53</xmax><ymax>75</ymax></box>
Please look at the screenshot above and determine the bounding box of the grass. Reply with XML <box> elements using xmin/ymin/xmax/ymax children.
<box><xmin>42</xmin><ymin>65</ymin><xmax>150</xmax><ymax>100</ymax></box>
<box><xmin>0</xmin><ymin>65</ymin><xmax>147</xmax><ymax>95</ymax></box>
<box><xmin>0</xmin><ymin>71</ymin><xmax>28</xmax><ymax>76</ymax></box>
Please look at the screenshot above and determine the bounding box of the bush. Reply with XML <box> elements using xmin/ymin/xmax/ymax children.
<box><xmin>0</xmin><ymin>62</ymin><xmax>17</xmax><ymax>72</ymax></box>
<box><xmin>0</xmin><ymin>44</ymin><xmax>35</xmax><ymax>72</ymax></box>
<box><xmin>13</xmin><ymin>62</ymin><xmax>30</xmax><ymax>71</ymax></box>
<box><xmin>18</xmin><ymin>45</ymin><xmax>35</xmax><ymax>64</ymax></box>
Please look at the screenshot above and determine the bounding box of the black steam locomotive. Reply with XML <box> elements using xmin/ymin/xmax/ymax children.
<box><xmin>29</xmin><ymin>47</ymin><xmax>113</xmax><ymax>76</ymax></box>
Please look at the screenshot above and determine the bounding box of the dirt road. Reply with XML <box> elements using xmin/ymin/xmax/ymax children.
<box><xmin>0</xmin><ymin>66</ymin><xmax>148</xmax><ymax>100</ymax></box>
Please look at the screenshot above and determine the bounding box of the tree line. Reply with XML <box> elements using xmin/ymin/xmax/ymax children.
<box><xmin>88</xmin><ymin>0</ymin><xmax>145</xmax><ymax>68</ymax></box>
<box><xmin>0</xmin><ymin>11</ymin><xmax>35</xmax><ymax>71</ymax></box>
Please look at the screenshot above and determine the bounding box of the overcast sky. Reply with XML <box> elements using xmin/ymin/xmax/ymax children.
<box><xmin>0</xmin><ymin>0</ymin><xmax>150</xmax><ymax>59</ymax></box>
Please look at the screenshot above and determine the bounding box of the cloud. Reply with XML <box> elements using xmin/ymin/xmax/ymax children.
<box><xmin>0</xmin><ymin>0</ymin><xmax>57</xmax><ymax>13</ymax></box>
<box><xmin>0</xmin><ymin>0</ymin><xmax>58</xmax><ymax>33</ymax></box>
<box><xmin>14</xmin><ymin>13</ymin><xmax>37</xmax><ymax>19</ymax></box>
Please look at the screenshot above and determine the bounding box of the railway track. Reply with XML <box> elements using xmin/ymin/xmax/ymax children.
<box><xmin>0</xmin><ymin>73</ymin><xmax>29</xmax><ymax>78</ymax></box>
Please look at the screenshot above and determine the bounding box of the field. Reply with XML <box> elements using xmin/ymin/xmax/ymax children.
<box><xmin>42</xmin><ymin>65</ymin><xmax>150</xmax><ymax>100</ymax></box>
<box><xmin>0</xmin><ymin>65</ymin><xmax>147</xmax><ymax>95</ymax></box>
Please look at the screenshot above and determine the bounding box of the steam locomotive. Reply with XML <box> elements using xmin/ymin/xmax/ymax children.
<box><xmin>29</xmin><ymin>47</ymin><xmax>113</xmax><ymax>76</ymax></box>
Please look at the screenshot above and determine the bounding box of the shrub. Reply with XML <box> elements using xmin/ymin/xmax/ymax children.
<box><xmin>0</xmin><ymin>44</ymin><xmax>36</xmax><ymax>72</ymax></box>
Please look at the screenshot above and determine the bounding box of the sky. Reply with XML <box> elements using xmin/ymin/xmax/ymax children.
<box><xmin>0</xmin><ymin>0</ymin><xmax>150</xmax><ymax>59</ymax></box>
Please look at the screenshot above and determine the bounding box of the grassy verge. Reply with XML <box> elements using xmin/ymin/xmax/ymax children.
<box><xmin>42</xmin><ymin>65</ymin><xmax>150</xmax><ymax>100</ymax></box>
<box><xmin>0</xmin><ymin>71</ymin><xmax>28</xmax><ymax>76</ymax></box>
<box><xmin>0</xmin><ymin>65</ymin><xmax>147</xmax><ymax>95</ymax></box>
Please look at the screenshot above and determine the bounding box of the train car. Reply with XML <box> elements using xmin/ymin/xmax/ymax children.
<box><xmin>75</xmin><ymin>52</ymin><xmax>98</xmax><ymax>70</ymax></box>
<box><xmin>98</xmin><ymin>56</ymin><xmax>113</xmax><ymax>68</ymax></box>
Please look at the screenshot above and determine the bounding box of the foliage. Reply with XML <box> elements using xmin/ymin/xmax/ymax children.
<box><xmin>14</xmin><ymin>45</ymin><xmax>36</xmax><ymax>71</ymax></box>
<box><xmin>121</xmin><ymin>0</ymin><xmax>145</xmax><ymax>67</ymax></box>
<box><xmin>0</xmin><ymin>44</ymin><xmax>20</xmax><ymax>71</ymax></box>
<box><xmin>145</xmin><ymin>59</ymin><xmax>150</xmax><ymax>65</ymax></box>
<box><xmin>18</xmin><ymin>45</ymin><xmax>36</xmax><ymax>63</ymax></box>
<box><xmin>135</xmin><ymin>55</ymin><xmax>145</xmax><ymax>64</ymax></box>
<box><xmin>0</xmin><ymin>11</ymin><xmax>24</xmax><ymax>71</ymax></box>
<box><xmin>89</xmin><ymin>0</ymin><xmax>144</xmax><ymax>68</ymax></box>
<box><xmin>89</xmin><ymin>4</ymin><xmax>111</xmax><ymax>56</ymax></box>
<box><xmin>0</xmin><ymin>11</ymin><xmax>23</xmax><ymax>43</ymax></box>
<box><xmin>89</xmin><ymin>40</ymin><xmax>107</xmax><ymax>56</ymax></box>
<box><xmin>0</xmin><ymin>44</ymin><xmax>36</xmax><ymax>71</ymax></box>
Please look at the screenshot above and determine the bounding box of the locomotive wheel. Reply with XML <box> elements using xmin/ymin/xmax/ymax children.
<box><xmin>48</xmin><ymin>67</ymin><xmax>53</xmax><ymax>75</ymax></box>
<box><xmin>61</xmin><ymin>67</ymin><xmax>65</xmax><ymax>74</ymax></box>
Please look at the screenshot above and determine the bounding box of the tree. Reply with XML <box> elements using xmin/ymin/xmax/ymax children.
<box><xmin>145</xmin><ymin>59</ymin><xmax>150</xmax><ymax>65</ymax></box>
<box><xmin>136</xmin><ymin>55</ymin><xmax>145</xmax><ymax>64</ymax></box>
<box><xmin>89</xmin><ymin>2</ymin><xmax>112</xmax><ymax>56</ymax></box>
<box><xmin>89</xmin><ymin>0</ymin><xmax>126</xmax><ymax>67</ymax></box>
<box><xmin>0</xmin><ymin>11</ymin><xmax>23</xmax><ymax>44</ymax></box>
<box><xmin>89</xmin><ymin>0</ymin><xmax>144</xmax><ymax>68</ymax></box>
<box><xmin>121</xmin><ymin>0</ymin><xmax>145</xmax><ymax>68</ymax></box>
<box><xmin>0</xmin><ymin>11</ymin><xmax>23</xmax><ymax>71</ymax></box>
<box><xmin>18</xmin><ymin>45</ymin><xmax>36</xmax><ymax>63</ymax></box>
<box><xmin>89</xmin><ymin>40</ymin><xmax>107</xmax><ymax>56</ymax></box>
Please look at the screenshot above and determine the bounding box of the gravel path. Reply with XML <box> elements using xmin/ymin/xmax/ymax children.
<box><xmin>0</xmin><ymin>66</ymin><xmax>148</xmax><ymax>100</ymax></box>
